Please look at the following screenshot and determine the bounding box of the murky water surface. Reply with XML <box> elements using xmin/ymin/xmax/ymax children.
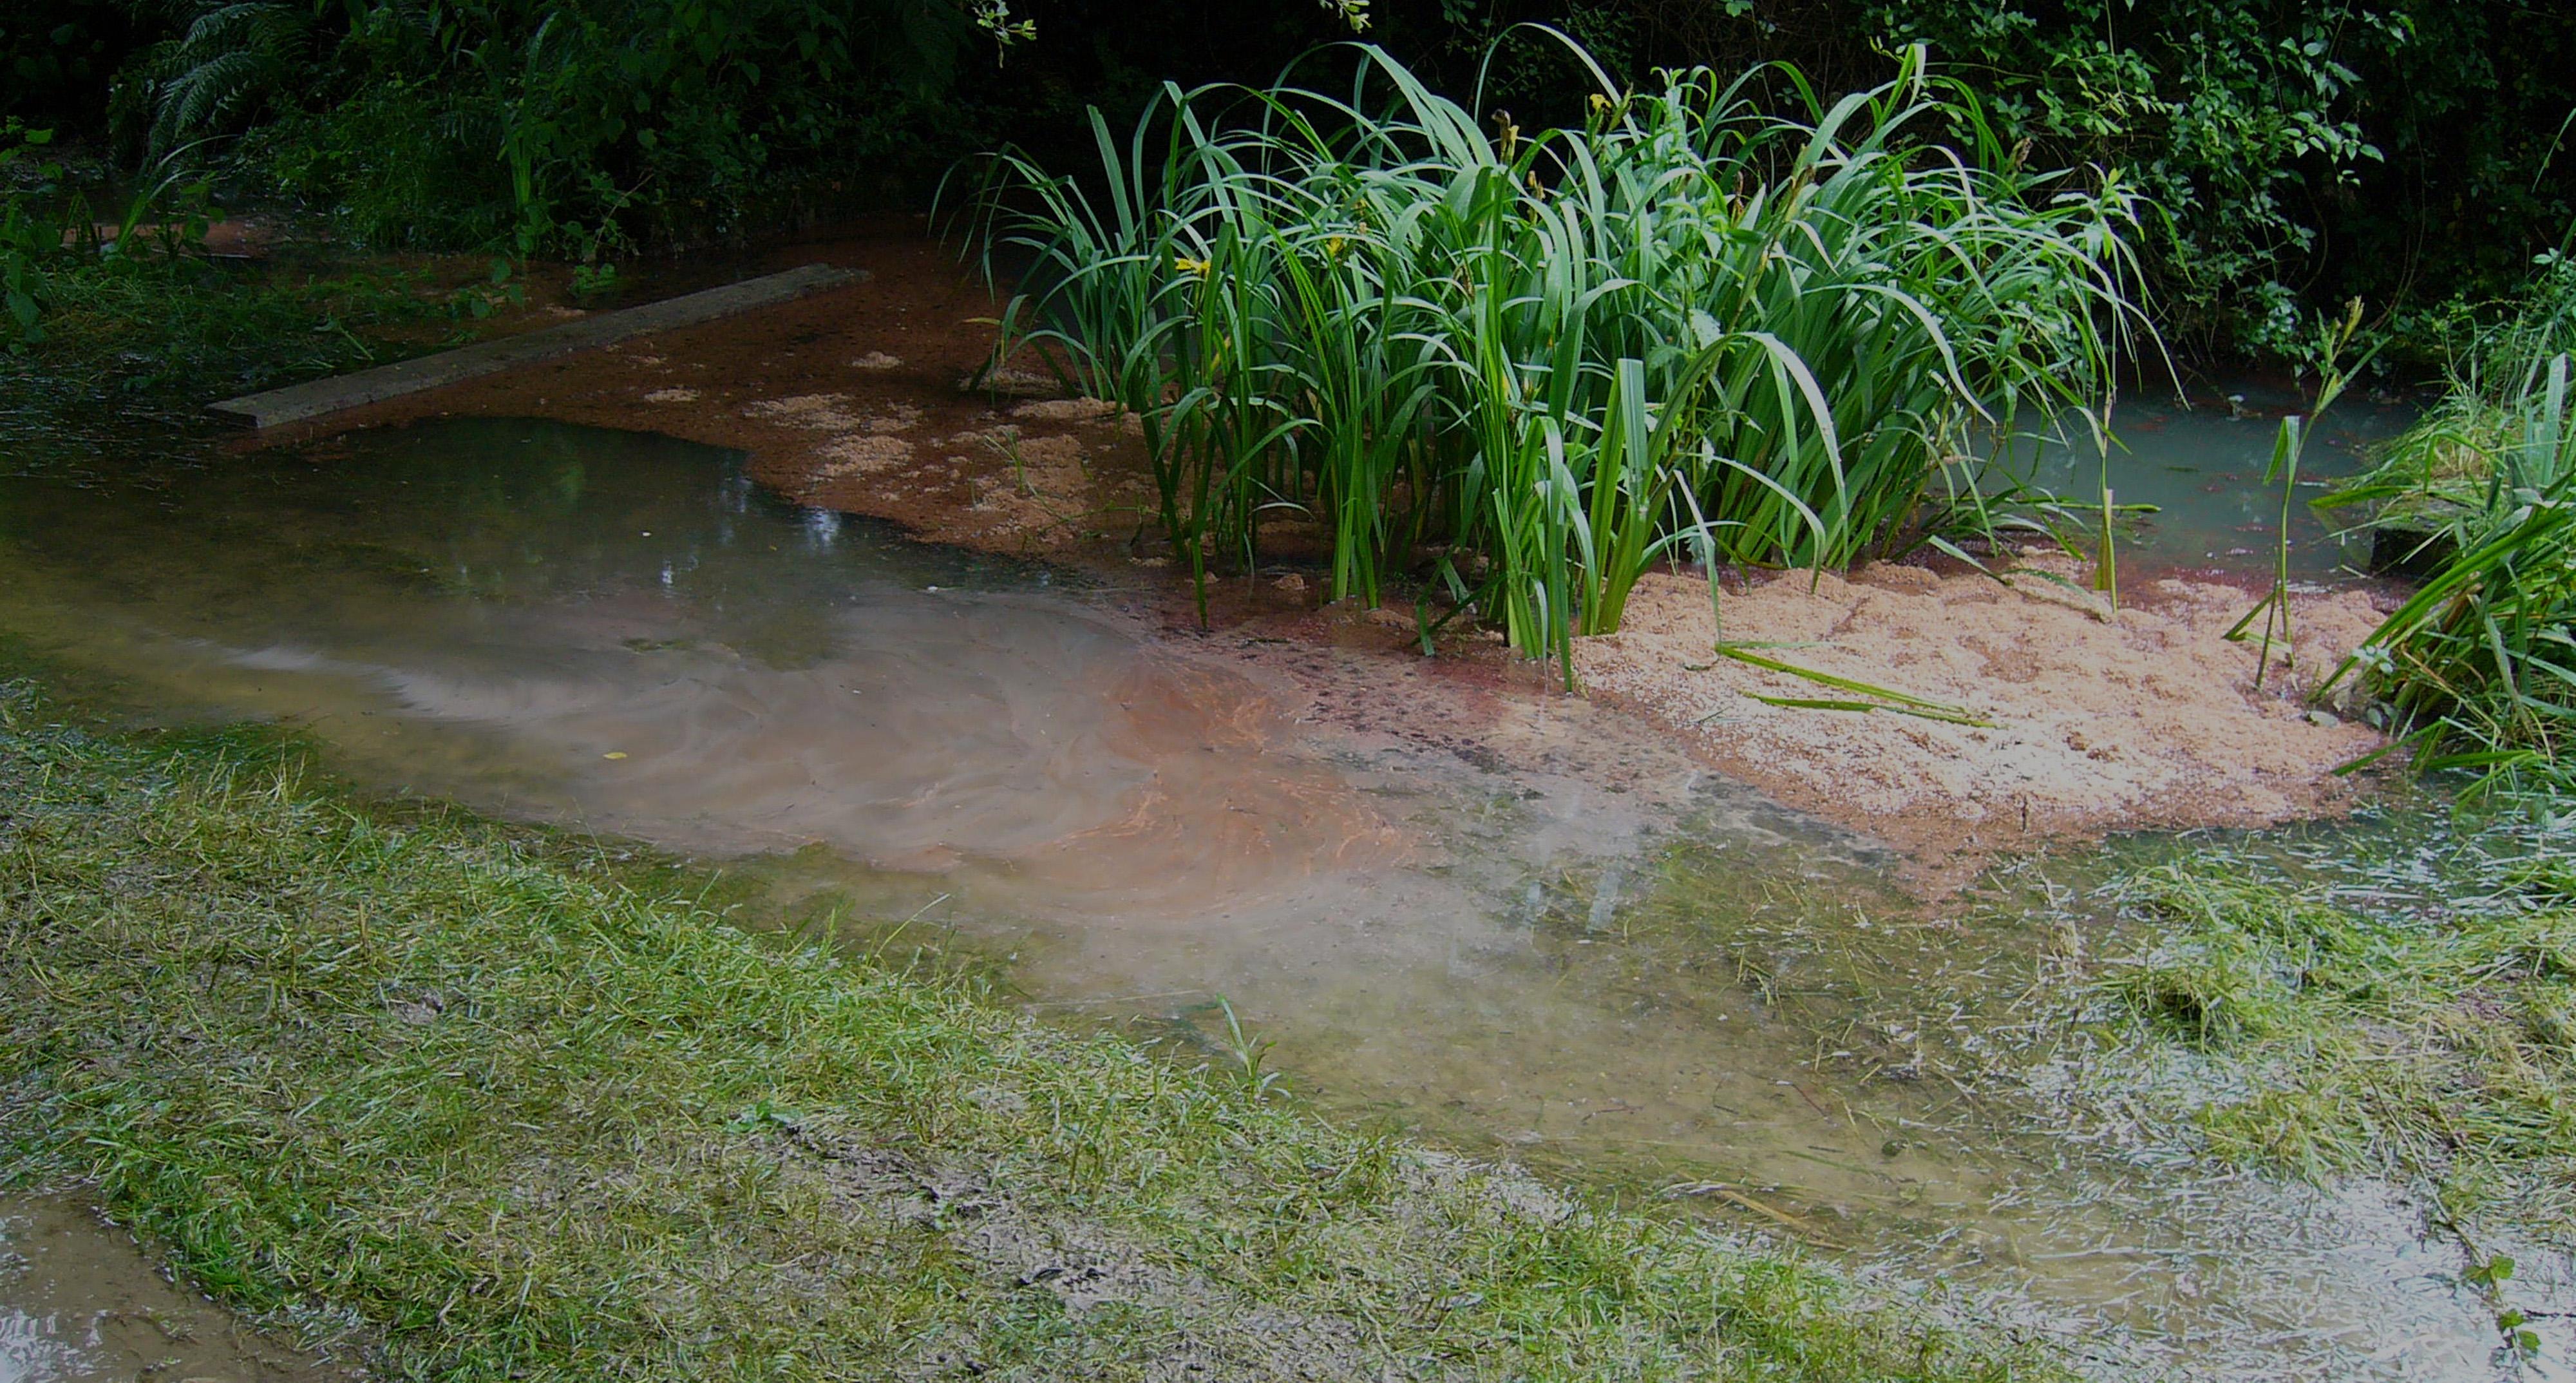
<box><xmin>2019</xmin><ymin>382</ymin><xmax>2419</xmax><ymax>580</ymax></box>
<box><xmin>0</xmin><ymin>415</ymin><xmax>2559</xmax><ymax>1380</ymax></box>
<box><xmin>0</xmin><ymin>1194</ymin><xmax>340</xmax><ymax>1383</ymax></box>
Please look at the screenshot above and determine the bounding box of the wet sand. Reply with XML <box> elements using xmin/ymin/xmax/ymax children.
<box><xmin>1577</xmin><ymin>561</ymin><xmax>2393</xmax><ymax>890</ymax></box>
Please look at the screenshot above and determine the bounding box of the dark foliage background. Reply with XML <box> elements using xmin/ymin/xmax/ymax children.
<box><xmin>6</xmin><ymin>0</ymin><xmax>2572</xmax><ymax>358</ymax></box>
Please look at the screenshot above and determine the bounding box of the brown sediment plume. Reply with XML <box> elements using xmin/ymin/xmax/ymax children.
<box><xmin>1574</xmin><ymin>560</ymin><xmax>2393</xmax><ymax>888</ymax></box>
<box><xmin>268</xmin><ymin>219</ymin><xmax>2397</xmax><ymax>890</ymax></box>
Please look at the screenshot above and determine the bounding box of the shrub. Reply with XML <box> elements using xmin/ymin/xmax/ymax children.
<box><xmin>117</xmin><ymin>0</ymin><xmax>1030</xmax><ymax>254</ymax></box>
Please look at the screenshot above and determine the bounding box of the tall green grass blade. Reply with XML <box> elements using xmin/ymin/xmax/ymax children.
<box><xmin>1742</xmin><ymin>692</ymin><xmax>1998</xmax><ymax>728</ymax></box>
<box><xmin>961</xmin><ymin>33</ymin><xmax>2142</xmax><ymax>663</ymax></box>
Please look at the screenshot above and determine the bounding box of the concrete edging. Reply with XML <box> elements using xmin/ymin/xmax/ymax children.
<box><xmin>208</xmin><ymin>263</ymin><xmax>864</xmax><ymax>430</ymax></box>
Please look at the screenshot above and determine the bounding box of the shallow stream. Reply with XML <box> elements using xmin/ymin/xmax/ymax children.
<box><xmin>0</xmin><ymin>410</ymin><xmax>2562</xmax><ymax>1381</ymax></box>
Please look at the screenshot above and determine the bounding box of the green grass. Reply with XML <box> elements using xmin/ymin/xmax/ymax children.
<box><xmin>0</xmin><ymin>684</ymin><xmax>2064</xmax><ymax>1382</ymax></box>
<box><xmin>2</xmin><ymin>127</ymin><xmax>507</xmax><ymax>439</ymax></box>
<box><xmin>5</xmin><ymin>255</ymin><xmax>484</xmax><ymax>402</ymax></box>
<box><xmin>965</xmin><ymin>37</ymin><xmax>2143</xmax><ymax>669</ymax></box>
<box><xmin>2320</xmin><ymin>262</ymin><xmax>2576</xmax><ymax>801</ymax></box>
<box><xmin>2072</xmin><ymin>853</ymin><xmax>2576</xmax><ymax>1244</ymax></box>
<box><xmin>3</xmin><ymin>131</ymin><xmax>471</xmax><ymax>414</ymax></box>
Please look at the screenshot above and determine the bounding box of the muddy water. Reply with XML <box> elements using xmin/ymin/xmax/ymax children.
<box><xmin>2019</xmin><ymin>383</ymin><xmax>2419</xmax><ymax>580</ymax></box>
<box><xmin>0</xmin><ymin>1194</ymin><xmax>343</xmax><ymax>1383</ymax></box>
<box><xmin>0</xmin><ymin>417</ymin><xmax>2559</xmax><ymax>1381</ymax></box>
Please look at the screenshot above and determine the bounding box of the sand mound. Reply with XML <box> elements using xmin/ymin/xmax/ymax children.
<box><xmin>1574</xmin><ymin>560</ymin><xmax>2391</xmax><ymax>866</ymax></box>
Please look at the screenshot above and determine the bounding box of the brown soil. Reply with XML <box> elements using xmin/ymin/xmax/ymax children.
<box><xmin>81</xmin><ymin>217</ymin><xmax>277</xmax><ymax>256</ymax></box>
<box><xmin>262</xmin><ymin>218</ymin><xmax>2398</xmax><ymax>892</ymax></box>
<box><xmin>267</xmin><ymin>218</ymin><xmax>1163</xmax><ymax>558</ymax></box>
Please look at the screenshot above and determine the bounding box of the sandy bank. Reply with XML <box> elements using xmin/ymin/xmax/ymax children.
<box><xmin>1576</xmin><ymin>563</ymin><xmax>2390</xmax><ymax>875</ymax></box>
<box><xmin>272</xmin><ymin>220</ymin><xmax>1157</xmax><ymax>560</ymax></box>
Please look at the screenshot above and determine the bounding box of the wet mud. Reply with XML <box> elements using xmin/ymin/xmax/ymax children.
<box><xmin>0</xmin><ymin>1194</ymin><xmax>346</xmax><ymax>1383</ymax></box>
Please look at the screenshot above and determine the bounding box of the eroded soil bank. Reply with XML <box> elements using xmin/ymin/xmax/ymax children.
<box><xmin>265</xmin><ymin>219</ymin><xmax>2400</xmax><ymax>884</ymax></box>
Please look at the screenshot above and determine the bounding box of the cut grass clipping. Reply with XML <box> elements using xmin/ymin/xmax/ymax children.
<box><xmin>967</xmin><ymin>36</ymin><xmax>2142</xmax><ymax>671</ymax></box>
<box><xmin>1715</xmin><ymin>644</ymin><xmax>1994</xmax><ymax>727</ymax></box>
<box><xmin>2073</xmin><ymin>858</ymin><xmax>2576</xmax><ymax>1246</ymax></box>
<box><xmin>0</xmin><ymin>687</ymin><xmax>2063</xmax><ymax>1382</ymax></box>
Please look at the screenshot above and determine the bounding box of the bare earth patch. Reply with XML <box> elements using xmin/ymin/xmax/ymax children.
<box><xmin>1576</xmin><ymin>561</ymin><xmax>2391</xmax><ymax>882</ymax></box>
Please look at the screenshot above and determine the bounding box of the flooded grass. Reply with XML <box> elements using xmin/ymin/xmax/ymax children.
<box><xmin>0</xmin><ymin>252</ymin><xmax>503</xmax><ymax>462</ymax></box>
<box><xmin>0</xmin><ymin>685</ymin><xmax>2068</xmax><ymax>1382</ymax></box>
<box><xmin>1482</xmin><ymin>825</ymin><xmax>2576</xmax><ymax>1378</ymax></box>
<box><xmin>2054</xmin><ymin>831</ymin><xmax>2576</xmax><ymax>1247</ymax></box>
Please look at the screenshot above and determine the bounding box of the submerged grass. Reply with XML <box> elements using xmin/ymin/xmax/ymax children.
<box><xmin>2068</xmin><ymin>846</ymin><xmax>2576</xmax><ymax>1244</ymax></box>
<box><xmin>967</xmin><ymin>37</ymin><xmax>2142</xmax><ymax>668</ymax></box>
<box><xmin>0</xmin><ymin>684</ymin><xmax>2063</xmax><ymax>1382</ymax></box>
<box><xmin>3</xmin><ymin>131</ymin><xmax>487</xmax><ymax>423</ymax></box>
<box><xmin>0</xmin><ymin>249</ymin><xmax>514</xmax><ymax>476</ymax></box>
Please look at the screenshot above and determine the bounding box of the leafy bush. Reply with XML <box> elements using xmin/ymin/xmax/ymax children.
<box><xmin>2</xmin><ymin>117</ymin><xmax>223</xmax><ymax>349</ymax></box>
<box><xmin>15</xmin><ymin>0</ymin><xmax>2568</xmax><ymax>357</ymax></box>
<box><xmin>0</xmin><ymin>2</ymin><xmax>126</xmax><ymax>124</ymax></box>
<box><xmin>116</xmin><ymin>0</ymin><xmax>1030</xmax><ymax>254</ymax></box>
<box><xmin>972</xmin><ymin>38</ymin><xmax>2141</xmax><ymax>667</ymax></box>
<box><xmin>0</xmin><ymin>123</ymin><xmax>62</xmax><ymax>342</ymax></box>
<box><xmin>1862</xmin><ymin>0</ymin><xmax>2401</xmax><ymax>356</ymax></box>
<box><xmin>985</xmin><ymin>0</ymin><xmax>2574</xmax><ymax>356</ymax></box>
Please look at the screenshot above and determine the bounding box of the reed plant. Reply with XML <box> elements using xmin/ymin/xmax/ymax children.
<box><xmin>963</xmin><ymin>36</ymin><xmax>2144</xmax><ymax>669</ymax></box>
<box><xmin>2230</xmin><ymin>300</ymin><xmax>2369</xmax><ymax>689</ymax></box>
<box><xmin>2323</xmin><ymin>273</ymin><xmax>2576</xmax><ymax>799</ymax></box>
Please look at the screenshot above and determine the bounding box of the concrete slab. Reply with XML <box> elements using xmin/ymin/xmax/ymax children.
<box><xmin>208</xmin><ymin>263</ymin><xmax>864</xmax><ymax>430</ymax></box>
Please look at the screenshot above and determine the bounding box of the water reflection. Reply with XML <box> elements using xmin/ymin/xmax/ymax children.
<box><xmin>0</xmin><ymin>1194</ymin><xmax>343</xmax><ymax>1383</ymax></box>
